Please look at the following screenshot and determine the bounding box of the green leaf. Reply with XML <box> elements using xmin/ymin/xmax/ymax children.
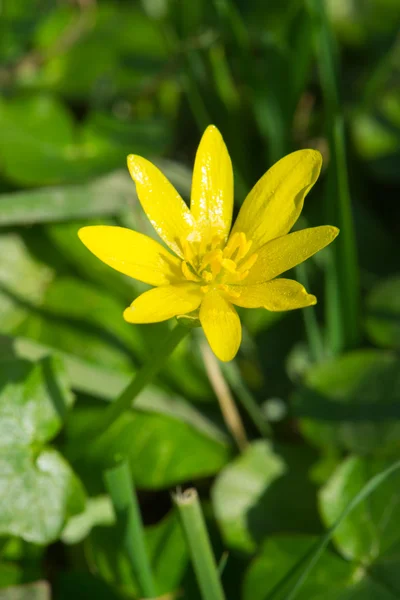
<box><xmin>0</xmin><ymin>357</ymin><xmax>85</xmax><ymax>544</ymax></box>
<box><xmin>0</xmin><ymin>233</ymin><xmax>53</xmax><ymax>333</ymax></box>
<box><xmin>296</xmin><ymin>350</ymin><xmax>400</xmax><ymax>454</ymax></box>
<box><xmin>0</xmin><ymin>93</ymin><xmax>175</xmax><ymax>186</ymax></box>
<box><xmin>68</xmin><ymin>407</ymin><xmax>231</xmax><ymax>491</ymax></box>
<box><xmin>1</xmin><ymin>333</ymin><xmax>224</xmax><ymax>448</ymax></box>
<box><xmin>0</xmin><ymin>159</ymin><xmax>191</xmax><ymax>228</ymax></box>
<box><xmin>87</xmin><ymin>511</ymin><xmax>188</xmax><ymax>597</ymax></box>
<box><xmin>0</xmin><ymin>172</ymin><xmax>134</xmax><ymax>227</ymax></box>
<box><xmin>61</xmin><ymin>495</ymin><xmax>114</xmax><ymax>545</ymax></box>
<box><xmin>320</xmin><ymin>455</ymin><xmax>400</xmax><ymax>563</ymax></box>
<box><xmin>0</xmin><ymin>582</ymin><xmax>50</xmax><ymax>600</ymax></box>
<box><xmin>243</xmin><ymin>536</ymin><xmax>355</xmax><ymax>600</ymax></box>
<box><xmin>15</xmin><ymin>276</ymin><xmax>137</xmax><ymax>374</ymax></box>
<box><xmin>365</xmin><ymin>275</ymin><xmax>400</xmax><ymax>350</ymax></box>
<box><xmin>34</xmin><ymin>4</ymin><xmax>166</xmax><ymax>99</ymax></box>
<box><xmin>212</xmin><ymin>441</ymin><xmax>320</xmax><ymax>553</ymax></box>
<box><xmin>0</xmin><ymin>95</ymin><xmax>80</xmax><ymax>185</ymax></box>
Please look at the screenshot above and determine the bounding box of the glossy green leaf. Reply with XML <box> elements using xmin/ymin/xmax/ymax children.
<box><xmin>365</xmin><ymin>275</ymin><xmax>400</xmax><ymax>350</ymax></box>
<box><xmin>0</xmin><ymin>357</ymin><xmax>85</xmax><ymax>544</ymax></box>
<box><xmin>244</xmin><ymin>533</ymin><xmax>400</xmax><ymax>600</ymax></box>
<box><xmin>296</xmin><ymin>350</ymin><xmax>400</xmax><ymax>454</ymax></box>
<box><xmin>87</xmin><ymin>511</ymin><xmax>188</xmax><ymax>597</ymax></box>
<box><xmin>212</xmin><ymin>441</ymin><xmax>320</xmax><ymax>553</ymax></box>
<box><xmin>243</xmin><ymin>536</ymin><xmax>355</xmax><ymax>600</ymax></box>
<box><xmin>320</xmin><ymin>455</ymin><xmax>400</xmax><ymax>563</ymax></box>
<box><xmin>67</xmin><ymin>407</ymin><xmax>231</xmax><ymax>491</ymax></box>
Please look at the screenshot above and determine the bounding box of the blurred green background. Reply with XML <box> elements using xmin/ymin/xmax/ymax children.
<box><xmin>0</xmin><ymin>0</ymin><xmax>400</xmax><ymax>598</ymax></box>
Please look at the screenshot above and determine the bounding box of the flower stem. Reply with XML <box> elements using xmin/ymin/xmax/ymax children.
<box><xmin>174</xmin><ymin>488</ymin><xmax>226</xmax><ymax>600</ymax></box>
<box><xmin>220</xmin><ymin>360</ymin><xmax>273</xmax><ymax>438</ymax></box>
<box><xmin>104</xmin><ymin>460</ymin><xmax>156</xmax><ymax>599</ymax></box>
<box><xmin>95</xmin><ymin>323</ymin><xmax>189</xmax><ymax>434</ymax></box>
<box><xmin>200</xmin><ymin>340</ymin><xmax>248</xmax><ymax>451</ymax></box>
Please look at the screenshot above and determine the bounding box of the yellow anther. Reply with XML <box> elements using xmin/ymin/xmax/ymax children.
<box><xmin>236</xmin><ymin>270</ymin><xmax>249</xmax><ymax>281</ymax></box>
<box><xmin>238</xmin><ymin>253</ymin><xmax>258</xmax><ymax>273</ymax></box>
<box><xmin>236</xmin><ymin>238</ymin><xmax>252</xmax><ymax>262</ymax></box>
<box><xmin>201</xmin><ymin>285</ymin><xmax>210</xmax><ymax>293</ymax></box>
<box><xmin>202</xmin><ymin>271</ymin><xmax>213</xmax><ymax>282</ymax></box>
<box><xmin>182</xmin><ymin>261</ymin><xmax>201</xmax><ymax>282</ymax></box>
<box><xmin>223</xmin><ymin>232</ymin><xmax>241</xmax><ymax>259</ymax></box>
<box><xmin>221</xmin><ymin>258</ymin><xmax>237</xmax><ymax>273</ymax></box>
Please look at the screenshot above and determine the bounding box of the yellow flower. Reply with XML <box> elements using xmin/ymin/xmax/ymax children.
<box><xmin>78</xmin><ymin>126</ymin><xmax>338</xmax><ymax>362</ymax></box>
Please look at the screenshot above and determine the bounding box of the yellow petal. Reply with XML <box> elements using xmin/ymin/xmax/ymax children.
<box><xmin>191</xmin><ymin>125</ymin><xmax>233</xmax><ymax>242</ymax></box>
<box><xmin>78</xmin><ymin>226</ymin><xmax>182</xmax><ymax>286</ymax></box>
<box><xmin>231</xmin><ymin>279</ymin><xmax>316</xmax><ymax>311</ymax></box>
<box><xmin>200</xmin><ymin>291</ymin><xmax>241</xmax><ymax>362</ymax></box>
<box><xmin>124</xmin><ymin>283</ymin><xmax>202</xmax><ymax>323</ymax></box>
<box><xmin>127</xmin><ymin>155</ymin><xmax>195</xmax><ymax>257</ymax></box>
<box><xmin>244</xmin><ymin>226</ymin><xmax>339</xmax><ymax>285</ymax></box>
<box><xmin>231</xmin><ymin>149</ymin><xmax>322</xmax><ymax>249</ymax></box>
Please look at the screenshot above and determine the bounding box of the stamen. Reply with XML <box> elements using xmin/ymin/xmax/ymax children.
<box><xmin>223</xmin><ymin>232</ymin><xmax>242</xmax><ymax>259</ymax></box>
<box><xmin>202</xmin><ymin>271</ymin><xmax>213</xmax><ymax>282</ymax></box>
<box><xmin>236</xmin><ymin>238</ymin><xmax>252</xmax><ymax>262</ymax></box>
<box><xmin>182</xmin><ymin>261</ymin><xmax>202</xmax><ymax>282</ymax></box>
<box><xmin>238</xmin><ymin>253</ymin><xmax>258</xmax><ymax>273</ymax></box>
<box><xmin>201</xmin><ymin>285</ymin><xmax>210</xmax><ymax>293</ymax></box>
<box><xmin>236</xmin><ymin>270</ymin><xmax>250</xmax><ymax>281</ymax></box>
<box><xmin>221</xmin><ymin>258</ymin><xmax>237</xmax><ymax>273</ymax></box>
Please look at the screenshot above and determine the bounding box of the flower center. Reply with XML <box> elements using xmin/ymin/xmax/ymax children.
<box><xmin>180</xmin><ymin>232</ymin><xmax>258</xmax><ymax>296</ymax></box>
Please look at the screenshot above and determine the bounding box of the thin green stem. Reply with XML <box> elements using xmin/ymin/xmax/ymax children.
<box><xmin>174</xmin><ymin>488</ymin><xmax>226</xmax><ymax>600</ymax></box>
<box><xmin>95</xmin><ymin>323</ymin><xmax>189</xmax><ymax>434</ymax></box>
<box><xmin>104</xmin><ymin>461</ymin><xmax>156</xmax><ymax>599</ymax></box>
<box><xmin>307</xmin><ymin>0</ymin><xmax>360</xmax><ymax>353</ymax></box>
<box><xmin>220</xmin><ymin>361</ymin><xmax>272</xmax><ymax>438</ymax></box>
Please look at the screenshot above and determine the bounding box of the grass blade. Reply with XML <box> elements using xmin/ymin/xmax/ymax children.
<box><xmin>307</xmin><ymin>0</ymin><xmax>360</xmax><ymax>353</ymax></box>
<box><xmin>104</xmin><ymin>461</ymin><xmax>156</xmax><ymax>599</ymax></box>
<box><xmin>174</xmin><ymin>488</ymin><xmax>226</xmax><ymax>600</ymax></box>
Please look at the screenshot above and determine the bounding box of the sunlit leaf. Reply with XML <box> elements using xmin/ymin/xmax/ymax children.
<box><xmin>212</xmin><ymin>441</ymin><xmax>320</xmax><ymax>553</ymax></box>
<box><xmin>0</xmin><ymin>357</ymin><xmax>85</xmax><ymax>544</ymax></box>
